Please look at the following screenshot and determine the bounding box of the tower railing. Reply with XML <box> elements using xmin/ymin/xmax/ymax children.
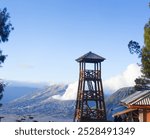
<box><xmin>80</xmin><ymin>70</ymin><xmax>101</xmax><ymax>80</ymax></box>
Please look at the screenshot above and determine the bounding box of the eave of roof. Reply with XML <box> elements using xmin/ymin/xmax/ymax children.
<box><xmin>76</xmin><ymin>51</ymin><xmax>105</xmax><ymax>63</ymax></box>
<box><xmin>112</xmin><ymin>109</ymin><xmax>136</xmax><ymax>117</ymax></box>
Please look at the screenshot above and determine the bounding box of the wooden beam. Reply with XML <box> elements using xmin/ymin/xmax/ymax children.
<box><xmin>128</xmin><ymin>105</ymin><xmax>150</xmax><ymax>109</ymax></box>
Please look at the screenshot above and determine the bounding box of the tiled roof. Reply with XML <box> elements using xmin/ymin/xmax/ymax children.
<box><xmin>133</xmin><ymin>96</ymin><xmax>150</xmax><ymax>105</ymax></box>
<box><xmin>121</xmin><ymin>90</ymin><xmax>150</xmax><ymax>106</ymax></box>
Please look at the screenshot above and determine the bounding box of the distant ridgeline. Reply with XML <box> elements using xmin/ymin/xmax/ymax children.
<box><xmin>0</xmin><ymin>80</ymin><xmax>149</xmax><ymax>122</ymax></box>
<box><xmin>106</xmin><ymin>87</ymin><xmax>136</xmax><ymax>121</ymax></box>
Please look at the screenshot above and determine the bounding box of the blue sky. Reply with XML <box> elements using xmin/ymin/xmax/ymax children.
<box><xmin>0</xmin><ymin>0</ymin><xmax>149</xmax><ymax>83</ymax></box>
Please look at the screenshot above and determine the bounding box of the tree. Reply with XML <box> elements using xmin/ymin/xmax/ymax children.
<box><xmin>141</xmin><ymin>22</ymin><xmax>150</xmax><ymax>78</ymax></box>
<box><xmin>128</xmin><ymin>20</ymin><xmax>150</xmax><ymax>90</ymax></box>
<box><xmin>128</xmin><ymin>40</ymin><xmax>141</xmax><ymax>57</ymax></box>
<box><xmin>0</xmin><ymin>8</ymin><xmax>13</xmax><ymax>105</ymax></box>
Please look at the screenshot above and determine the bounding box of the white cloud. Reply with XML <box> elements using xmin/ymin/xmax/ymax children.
<box><xmin>103</xmin><ymin>63</ymin><xmax>141</xmax><ymax>93</ymax></box>
<box><xmin>52</xmin><ymin>81</ymin><xmax>78</xmax><ymax>100</ymax></box>
<box><xmin>18</xmin><ymin>64</ymin><xmax>34</xmax><ymax>69</ymax></box>
<box><xmin>52</xmin><ymin>64</ymin><xmax>141</xmax><ymax>100</ymax></box>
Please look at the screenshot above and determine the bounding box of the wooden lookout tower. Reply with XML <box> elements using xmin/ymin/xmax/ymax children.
<box><xmin>74</xmin><ymin>51</ymin><xmax>107</xmax><ymax>122</ymax></box>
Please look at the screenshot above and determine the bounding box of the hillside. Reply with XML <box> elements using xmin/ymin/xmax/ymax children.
<box><xmin>1</xmin><ymin>86</ymin><xmax>38</xmax><ymax>104</ymax></box>
<box><xmin>105</xmin><ymin>87</ymin><xmax>135</xmax><ymax>121</ymax></box>
<box><xmin>0</xmin><ymin>84</ymin><xmax>75</xmax><ymax>122</ymax></box>
<box><xmin>0</xmin><ymin>81</ymin><xmax>136</xmax><ymax>122</ymax></box>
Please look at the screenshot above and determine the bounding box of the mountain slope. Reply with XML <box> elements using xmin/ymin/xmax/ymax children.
<box><xmin>1</xmin><ymin>80</ymin><xmax>51</xmax><ymax>104</ymax></box>
<box><xmin>0</xmin><ymin>84</ymin><xmax>76</xmax><ymax>122</ymax></box>
<box><xmin>1</xmin><ymin>86</ymin><xmax>38</xmax><ymax>103</ymax></box>
<box><xmin>0</xmin><ymin>81</ymin><xmax>136</xmax><ymax>122</ymax></box>
<box><xmin>105</xmin><ymin>87</ymin><xmax>135</xmax><ymax>121</ymax></box>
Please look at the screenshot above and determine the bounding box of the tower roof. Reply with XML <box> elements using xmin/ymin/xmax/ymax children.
<box><xmin>76</xmin><ymin>51</ymin><xmax>105</xmax><ymax>63</ymax></box>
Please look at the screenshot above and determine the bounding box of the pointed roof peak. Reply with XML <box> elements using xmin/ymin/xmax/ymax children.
<box><xmin>76</xmin><ymin>51</ymin><xmax>105</xmax><ymax>63</ymax></box>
